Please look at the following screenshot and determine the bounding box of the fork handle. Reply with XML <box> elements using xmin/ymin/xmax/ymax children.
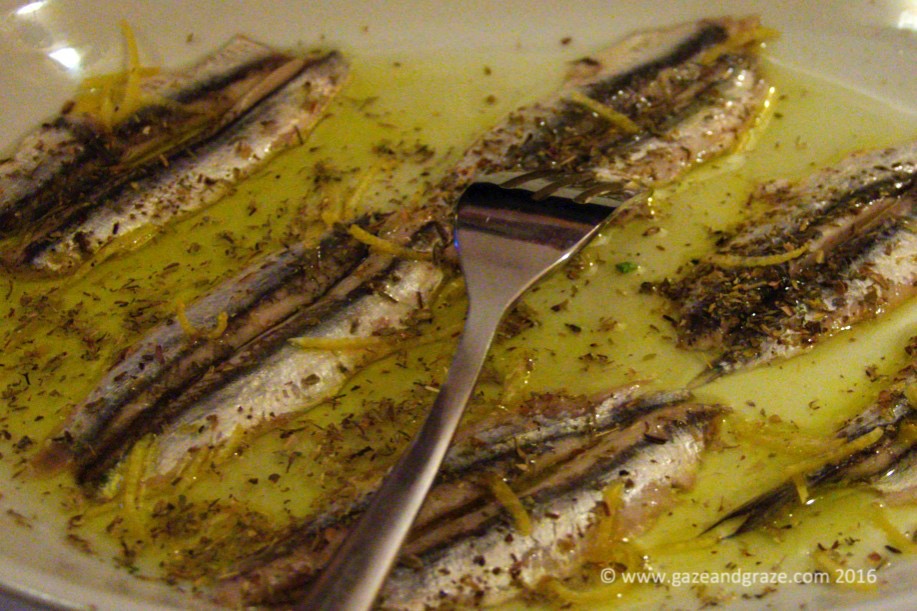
<box><xmin>298</xmin><ymin>306</ymin><xmax>502</xmax><ymax>611</ymax></box>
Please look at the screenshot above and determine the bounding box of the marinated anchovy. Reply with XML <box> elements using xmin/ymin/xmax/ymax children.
<box><xmin>215</xmin><ymin>387</ymin><xmax>722</xmax><ymax>607</ymax></box>
<box><xmin>658</xmin><ymin>142</ymin><xmax>917</xmax><ymax>382</ymax></box>
<box><xmin>36</xmin><ymin>216</ymin><xmax>383</xmax><ymax>474</ymax></box>
<box><xmin>147</xmin><ymin>235</ymin><xmax>447</xmax><ymax>479</ymax></box>
<box><xmin>42</xmin><ymin>16</ymin><xmax>770</xmax><ymax>486</ymax></box>
<box><xmin>450</xmin><ymin>15</ymin><xmax>771</xmax><ymax>193</ymax></box>
<box><xmin>0</xmin><ymin>35</ymin><xmax>310</xmax><ymax>237</ymax></box>
<box><xmin>712</xmin><ymin>360</ymin><xmax>917</xmax><ymax>534</ymax></box>
<box><xmin>56</xmin><ymin>216</ymin><xmax>449</xmax><ymax>485</ymax></box>
<box><xmin>6</xmin><ymin>49</ymin><xmax>347</xmax><ymax>275</ymax></box>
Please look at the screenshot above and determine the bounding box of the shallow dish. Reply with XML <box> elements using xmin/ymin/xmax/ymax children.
<box><xmin>0</xmin><ymin>1</ymin><xmax>915</xmax><ymax>609</ymax></box>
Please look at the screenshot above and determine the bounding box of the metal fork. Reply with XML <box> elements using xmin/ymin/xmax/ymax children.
<box><xmin>299</xmin><ymin>170</ymin><xmax>644</xmax><ymax>610</ymax></box>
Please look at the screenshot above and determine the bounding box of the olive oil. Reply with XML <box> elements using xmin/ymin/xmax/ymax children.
<box><xmin>0</xmin><ymin>42</ymin><xmax>916</xmax><ymax>609</ymax></box>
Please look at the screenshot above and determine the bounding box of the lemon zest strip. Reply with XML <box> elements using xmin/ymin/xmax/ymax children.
<box><xmin>347</xmin><ymin>225</ymin><xmax>433</xmax><ymax>261</ymax></box>
<box><xmin>709</xmin><ymin>243</ymin><xmax>810</xmax><ymax>268</ymax></box>
<box><xmin>488</xmin><ymin>475</ymin><xmax>533</xmax><ymax>536</ymax></box>
<box><xmin>567</xmin><ymin>90</ymin><xmax>640</xmax><ymax>134</ymax></box>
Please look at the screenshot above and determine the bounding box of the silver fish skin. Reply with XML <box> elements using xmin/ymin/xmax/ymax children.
<box><xmin>870</xmin><ymin>449</ymin><xmax>917</xmax><ymax>504</ymax></box>
<box><xmin>454</xmin><ymin>16</ymin><xmax>770</xmax><ymax>191</ymax></box>
<box><xmin>703</xmin><ymin>194</ymin><xmax>917</xmax><ymax>382</ymax></box>
<box><xmin>9</xmin><ymin>49</ymin><xmax>348</xmax><ymax>276</ymax></box>
<box><xmin>148</xmin><ymin>247</ymin><xmax>447</xmax><ymax>478</ymax></box>
<box><xmin>36</xmin><ymin>216</ymin><xmax>384</xmax><ymax>476</ymax></box>
<box><xmin>214</xmin><ymin>387</ymin><xmax>722</xmax><ymax>607</ymax></box>
<box><xmin>0</xmin><ymin>35</ymin><xmax>301</xmax><ymax>237</ymax></box>
<box><xmin>665</xmin><ymin>142</ymin><xmax>917</xmax><ymax>353</ymax></box>
<box><xmin>653</xmin><ymin>142</ymin><xmax>917</xmax><ymax>383</ymax></box>
<box><xmin>53</xmin><ymin>16</ymin><xmax>770</xmax><ymax>486</ymax></box>
<box><xmin>712</xmin><ymin>360</ymin><xmax>917</xmax><ymax>535</ymax></box>
<box><xmin>64</xmin><ymin>218</ymin><xmax>448</xmax><ymax>485</ymax></box>
<box><xmin>443</xmin><ymin>385</ymin><xmax>692</xmax><ymax>472</ymax></box>
<box><xmin>723</xmin><ymin>142</ymin><xmax>917</xmax><ymax>260</ymax></box>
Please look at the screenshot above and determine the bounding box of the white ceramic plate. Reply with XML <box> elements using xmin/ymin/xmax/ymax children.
<box><xmin>0</xmin><ymin>1</ymin><xmax>915</xmax><ymax>609</ymax></box>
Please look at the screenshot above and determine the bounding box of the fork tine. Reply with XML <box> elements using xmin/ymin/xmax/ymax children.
<box><xmin>478</xmin><ymin>170</ymin><xmax>643</xmax><ymax>212</ymax></box>
<box><xmin>574</xmin><ymin>180</ymin><xmax>637</xmax><ymax>204</ymax></box>
<box><xmin>498</xmin><ymin>168</ymin><xmax>565</xmax><ymax>188</ymax></box>
<box><xmin>530</xmin><ymin>173</ymin><xmax>593</xmax><ymax>200</ymax></box>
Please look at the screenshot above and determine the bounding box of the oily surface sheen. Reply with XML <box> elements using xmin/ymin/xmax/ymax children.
<box><xmin>0</xmin><ymin>45</ymin><xmax>916</xmax><ymax>610</ymax></box>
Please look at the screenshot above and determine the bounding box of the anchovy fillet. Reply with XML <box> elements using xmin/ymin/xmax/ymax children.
<box><xmin>7</xmin><ymin>49</ymin><xmax>348</xmax><ymax>276</ymax></box>
<box><xmin>712</xmin><ymin>360</ymin><xmax>917</xmax><ymax>535</ymax></box>
<box><xmin>37</xmin><ymin>216</ymin><xmax>383</xmax><ymax>474</ymax></box>
<box><xmin>214</xmin><ymin>387</ymin><xmax>722</xmax><ymax>607</ymax></box>
<box><xmin>149</xmin><ymin>245</ymin><xmax>447</xmax><ymax>478</ymax></box>
<box><xmin>712</xmin><ymin>201</ymin><xmax>917</xmax><ymax>380</ymax></box>
<box><xmin>722</xmin><ymin>143</ymin><xmax>917</xmax><ymax>261</ymax></box>
<box><xmin>0</xmin><ymin>35</ymin><xmax>308</xmax><ymax>237</ymax></box>
<box><xmin>453</xmin><ymin>16</ymin><xmax>770</xmax><ymax>189</ymax></box>
<box><xmin>657</xmin><ymin>142</ymin><xmax>917</xmax><ymax>383</ymax></box>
